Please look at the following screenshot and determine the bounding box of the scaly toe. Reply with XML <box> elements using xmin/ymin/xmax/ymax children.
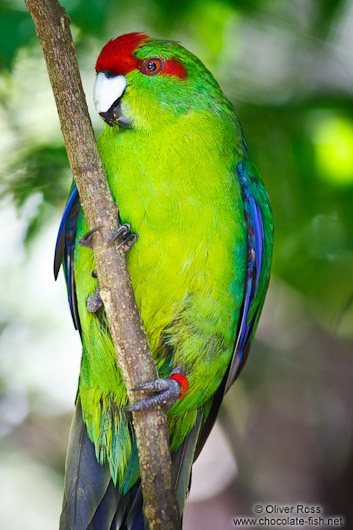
<box><xmin>86</xmin><ymin>285</ymin><xmax>103</xmax><ymax>312</ymax></box>
<box><xmin>78</xmin><ymin>226</ymin><xmax>102</xmax><ymax>250</ymax></box>
<box><xmin>123</xmin><ymin>377</ymin><xmax>181</xmax><ymax>413</ymax></box>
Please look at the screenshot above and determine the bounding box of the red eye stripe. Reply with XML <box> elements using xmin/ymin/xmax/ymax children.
<box><xmin>162</xmin><ymin>58</ymin><xmax>188</xmax><ymax>79</ymax></box>
<box><xmin>95</xmin><ymin>32</ymin><xmax>148</xmax><ymax>75</ymax></box>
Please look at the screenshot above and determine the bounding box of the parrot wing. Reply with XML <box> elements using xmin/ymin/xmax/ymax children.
<box><xmin>195</xmin><ymin>159</ymin><xmax>273</xmax><ymax>459</ymax></box>
<box><xmin>225</xmin><ymin>159</ymin><xmax>273</xmax><ymax>391</ymax></box>
<box><xmin>54</xmin><ymin>184</ymin><xmax>81</xmax><ymax>333</ymax></box>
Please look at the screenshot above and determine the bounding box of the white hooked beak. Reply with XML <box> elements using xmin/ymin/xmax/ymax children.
<box><xmin>94</xmin><ymin>72</ymin><xmax>130</xmax><ymax>126</ymax></box>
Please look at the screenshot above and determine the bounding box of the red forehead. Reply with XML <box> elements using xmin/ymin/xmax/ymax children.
<box><xmin>95</xmin><ymin>32</ymin><xmax>188</xmax><ymax>80</ymax></box>
<box><xmin>95</xmin><ymin>32</ymin><xmax>148</xmax><ymax>75</ymax></box>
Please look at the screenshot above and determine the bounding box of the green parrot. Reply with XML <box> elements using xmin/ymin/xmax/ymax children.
<box><xmin>54</xmin><ymin>32</ymin><xmax>273</xmax><ymax>530</ymax></box>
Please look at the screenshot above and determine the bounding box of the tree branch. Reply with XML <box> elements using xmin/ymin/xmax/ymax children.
<box><xmin>24</xmin><ymin>1</ymin><xmax>180</xmax><ymax>528</ymax></box>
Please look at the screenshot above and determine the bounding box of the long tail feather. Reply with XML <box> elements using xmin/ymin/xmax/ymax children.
<box><xmin>124</xmin><ymin>409</ymin><xmax>204</xmax><ymax>530</ymax></box>
<box><xmin>60</xmin><ymin>399</ymin><xmax>116</xmax><ymax>530</ymax></box>
<box><xmin>172</xmin><ymin>409</ymin><xmax>203</xmax><ymax>511</ymax></box>
<box><xmin>88</xmin><ymin>480</ymin><xmax>120</xmax><ymax>530</ymax></box>
<box><xmin>61</xmin><ymin>403</ymin><xmax>204</xmax><ymax>529</ymax></box>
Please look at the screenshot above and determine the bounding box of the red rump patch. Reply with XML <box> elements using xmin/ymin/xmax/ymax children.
<box><xmin>169</xmin><ymin>373</ymin><xmax>189</xmax><ymax>399</ymax></box>
<box><xmin>95</xmin><ymin>32</ymin><xmax>148</xmax><ymax>75</ymax></box>
<box><xmin>95</xmin><ymin>32</ymin><xmax>188</xmax><ymax>80</ymax></box>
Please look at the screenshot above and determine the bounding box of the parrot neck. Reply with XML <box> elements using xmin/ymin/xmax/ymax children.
<box><xmin>118</xmin><ymin>76</ymin><xmax>236</xmax><ymax>133</ymax></box>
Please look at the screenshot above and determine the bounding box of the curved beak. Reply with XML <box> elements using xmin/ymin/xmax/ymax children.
<box><xmin>94</xmin><ymin>72</ymin><xmax>127</xmax><ymax>127</ymax></box>
<box><xmin>98</xmin><ymin>101</ymin><xmax>122</xmax><ymax>127</ymax></box>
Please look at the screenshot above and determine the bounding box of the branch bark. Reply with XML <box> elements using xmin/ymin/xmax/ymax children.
<box><xmin>24</xmin><ymin>1</ymin><xmax>180</xmax><ymax>528</ymax></box>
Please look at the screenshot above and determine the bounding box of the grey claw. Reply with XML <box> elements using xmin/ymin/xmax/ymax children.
<box><xmin>109</xmin><ymin>223</ymin><xmax>138</xmax><ymax>252</ymax></box>
<box><xmin>109</xmin><ymin>223</ymin><xmax>131</xmax><ymax>245</ymax></box>
<box><xmin>79</xmin><ymin>226</ymin><xmax>103</xmax><ymax>249</ymax></box>
<box><xmin>117</xmin><ymin>233</ymin><xmax>139</xmax><ymax>252</ymax></box>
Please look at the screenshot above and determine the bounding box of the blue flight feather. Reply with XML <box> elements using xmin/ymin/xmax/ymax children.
<box><xmin>224</xmin><ymin>161</ymin><xmax>266</xmax><ymax>392</ymax></box>
<box><xmin>53</xmin><ymin>184</ymin><xmax>81</xmax><ymax>331</ymax></box>
<box><xmin>55</xmin><ymin>185</ymin><xmax>79</xmax><ymax>257</ymax></box>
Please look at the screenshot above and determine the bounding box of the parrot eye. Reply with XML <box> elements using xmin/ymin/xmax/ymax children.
<box><xmin>141</xmin><ymin>58</ymin><xmax>163</xmax><ymax>76</ymax></box>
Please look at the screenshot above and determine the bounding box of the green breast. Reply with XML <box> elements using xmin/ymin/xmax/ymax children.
<box><xmin>96</xmin><ymin>111</ymin><xmax>246</xmax><ymax>402</ymax></box>
<box><xmin>73</xmin><ymin>108</ymin><xmax>248</xmax><ymax>484</ymax></box>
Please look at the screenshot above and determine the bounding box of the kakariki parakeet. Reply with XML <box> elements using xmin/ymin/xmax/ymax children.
<box><xmin>54</xmin><ymin>32</ymin><xmax>273</xmax><ymax>530</ymax></box>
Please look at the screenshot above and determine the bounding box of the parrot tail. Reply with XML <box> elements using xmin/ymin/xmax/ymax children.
<box><xmin>60</xmin><ymin>400</ymin><xmax>203</xmax><ymax>530</ymax></box>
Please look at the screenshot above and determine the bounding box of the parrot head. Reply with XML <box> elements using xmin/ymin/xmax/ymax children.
<box><xmin>94</xmin><ymin>32</ymin><xmax>226</xmax><ymax>131</ymax></box>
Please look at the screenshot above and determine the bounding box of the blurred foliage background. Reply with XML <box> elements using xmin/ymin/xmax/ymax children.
<box><xmin>0</xmin><ymin>0</ymin><xmax>352</xmax><ymax>528</ymax></box>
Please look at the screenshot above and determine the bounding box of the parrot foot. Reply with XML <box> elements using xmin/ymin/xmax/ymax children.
<box><xmin>78</xmin><ymin>226</ymin><xmax>102</xmax><ymax>250</ymax></box>
<box><xmin>80</xmin><ymin>224</ymin><xmax>138</xmax><ymax>313</ymax></box>
<box><xmin>123</xmin><ymin>368</ymin><xmax>189</xmax><ymax>413</ymax></box>
<box><xmin>78</xmin><ymin>224</ymin><xmax>138</xmax><ymax>253</ymax></box>
<box><xmin>86</xmin><ymin>270</ymin><xmax>104</xmax><ymax>312</ymax></box>
<box><xmin>86</xmin><ymin>285</ymin><xmax>103</xmax><ymax>313</ymax></box>
<box><xmin>109</xmin><ymin>223</ymin><xmax>139</xmax><ymax>252</ymax></box>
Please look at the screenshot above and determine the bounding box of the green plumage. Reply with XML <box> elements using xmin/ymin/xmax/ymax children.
<box><xmin>58</xmin><ymin>33</ymin><xmax>273</xmax><ymax>528</ymax></box>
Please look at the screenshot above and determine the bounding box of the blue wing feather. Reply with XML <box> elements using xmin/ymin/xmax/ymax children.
<box><xmin>54</xmin><ymin>184</ymin><xmax>81</xmax><ymax>332</ymax></box>
<box><xmin>54</xmin><ymin>185</ymin><xmax>79</xmax><ymax>261</ymax></box>
<box><xmin>225</xmin><ymin>161</ymin><xmax>267</xmax><ymax>392</ymax></box>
